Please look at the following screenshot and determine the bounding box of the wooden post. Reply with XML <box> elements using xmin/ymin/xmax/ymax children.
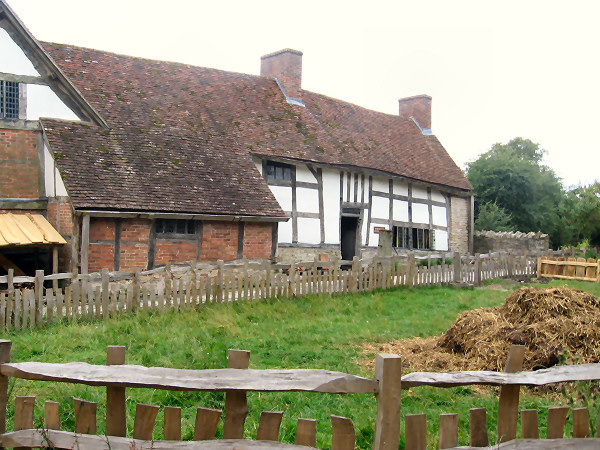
<box><xmin>295</xmin><ymin>419</ymin><xmax>317</xmax><ymax>447</ymax></box>
<box><xmin>73</xmin><ymin>398</ymin><xmax>97</xmax><ymax>434</ymax></box>
<box><xmin>407</xmin><ymin>252</ymin><xmax>415</xmax><ymax>288</ymax></box>
<box><xmin>133</xmin><ymin>403</ymin><xmax>159</xmax><ymax>440</ymax></box>
<box><xmin>474</xmin><ymin>254</ymin><xmax>481</xmax><ymax>286</ymax></box>
<box><xmin>373</xmin><ymin>353</ymin><xmax>402</xmax><ymax>450</ymax></box>
<box><xmin>14</xmin><ymin>396</ymin><xmax>35</xmax><ymax>450</ymax></box>
<box><xmin>507</xmin><ymin>252</ymin><xmax>514</xmax><ymax>278</ymax></box>
<box><xmin>193</xmin><ymin>407</ymin><xmax>222</xmax><ymax>440</ymax></box>
<box><xmin>469</xmin><ymin>408</ymin><xmax>488</xmax><ymax>447</ymax></box>
<box><xmin>331</xmin><ymin>415</ymin><xmax>355</xmax><ymax>450</ymax></box>
<box><xmin>404</xmin><ymin>414</ymin><xmax>426</xmax><ymax>450</ymax></box>
<box><xmin>44</xmin><ymin>401</ymin><xmax>61</xmax><ymax>430</ymax></box>
<box><xmin>34</xmin><ymin>270</ymin><xmax>44</xmax><ymax>325</ymax></box>
<box><xmin>101</xmin><ymin>269</ymin><xmax>109</xmax><ymax>318</ymax></box>
<box><xmin>223</xmin><ymin>349</ymin><xmax>250</xmax><ymax>439</ymax></box>
<box><xmin>0</xmin><ymin>340</ymin><xmax>12</xmax><ymax>445</ymax></box>
<box><xmin>520</xmin><ymin>409</ymin><xmax>539</xmax><ymax>439</ymax></box>
<box><xmin>256</xmin><ymin>411</ymin><xmax>283</xmax><ymax>441</ymax></box>
<box><xmin>217</xmin><ymin>260</ymin><xmax>224</xmax><ymax>302</ymax></box>
<box><xmin>52</xmin><ymin>247</ymin><xmax>59</xmax><ymax>292</ymax></box>
<box><xmin>164</xmin><ymin>406</ymin><xmax>182</xmax><ymax>440</ymax></box>
<box><xmin>438</xmin><ymin>414</ymin><xmax>458</xmax><ymax>449</ymax></box>
<box><xmin>106</xmin><ymin>345</ymin><xmax>127</xmax><ymax>436</ymax></box>
<box><xmin>453</xmin><ymin>252</ymin><xmax>461</xmax><ymax>283</ymax></box>
<box><xmin>80</xmin><ymin>214</ymin><xmax>90</xmax><ymax>275</ymax></box>
<box><xmin>572</xmin><ymin>408</ymin><xmax>590</xmax><ymax>438</ymax></box>
<box><xmin>547</xmin><ymin>406</ymin><xmax>569</xmax><ymax>439</ymax></box>
<box><xmin>497</xmin><ymin>344</ymin><xmax>525</xmax><ymax>443</ymax></box>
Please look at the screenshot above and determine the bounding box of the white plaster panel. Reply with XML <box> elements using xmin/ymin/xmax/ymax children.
<box><xmin>43</xmin><ymin>144</ymin><xmax>68</xmax><ymax>197</ymax></box>
<box><xmin>362</xmin><ymin>212</ymin><xmax>369</xmax><ymax>246</ymax></box>
<box><xmin>322</xmin><ymin>169</ymin><xmax>341</xmax><ymax>244</ymax></box>
<box><xmin>412</xmin><ymin>202</ymin><xmax>429</xmax><ymax>224</ymax></box>
<box><xmin>433</xmin><ymin>230</ymin><xmax>449</xmax><ymax>251</ymax></box>
<box><xmin>296</xmin><ymin>187</ymin><xmax>319</xmax><ymax>214</ymax></box>
<box><xmin>432</xmin><ymin>205</ymin><xmax>447</xmax><ymax>227</ymax></box>
<box><xmin>431</xmin><ymin>189</ymin><xmax>446</xmax><ymax>203</ymax></box>
<box><xmin>0</xmin><ymin>29</ymin><xmax>39</xmax><ymax>75</ymax></box>
<box><xmin>296</xmin><ymin>164</ymin><xmax>317</xmax><ymax>183</ymax></box>
<box><xmin>372</xmin><ymin>177</ymin><xmax>389</xmax><ymax>194</ymax></box>
<box><xmin>278</xmin><ymin>219</ymin><xmax>293</xmax><ymax>244</ymax></box>
<box><xmin>369</xmin><ymin>223</ymin><xmax>381</xmax><ymax>248</ymax></box>
<box><xmin>297</xmin><ymin>217</ymin><xmax>321</xmax><ymax>244</ymax></box>
<box><xmin>26</xmin><ymin>84</ymin><xmax>79</xmax><ymax>121</ymax></box>
<box><xmin>371</xmin><ymin>196</ymin><xmax>389</xmax><ymax>220</ymax></box>
<box><xmin>393</xmin><ymin>179</ymin><xmax>408</xmax><ymax>196</ymax></box>
<box><xmin>392</xmin><ymin>199</ymin><xmax>409</xmax><ymax>222</ymax></box>
<box><xmin>270</xmin><ymin>185</ymin><xmax>292</xmax><ymax>212</ymax></box>
<box><xmin>412</xmin><ymin>186</ymin><xmax>428</xmax><ymax>199</ymax></box>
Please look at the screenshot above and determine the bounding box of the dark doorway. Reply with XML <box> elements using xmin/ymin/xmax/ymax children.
<box><xmin>340</xmin><ymin>216</ymin><xmax>359</xmax><ymax>261</ymax></box>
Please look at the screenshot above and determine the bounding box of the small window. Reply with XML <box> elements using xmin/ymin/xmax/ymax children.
<box><xmin>266</xmin><ymin>161</ymin><xmax>292</xmax><ymax>182</ymax></box>
<box><xmin>392</xmin><ymin>226</ymin><xmax>431</xmax><ymax>250</ymax></box>
<box><xmin>0</xmin><ymin>81</ymin><xmax>20</xmax><ymax>119</ymax></box>
<box><xmin>155</xmin><ymin>219</ymin><xmax>195</xmax><ymax>235</ymax></box>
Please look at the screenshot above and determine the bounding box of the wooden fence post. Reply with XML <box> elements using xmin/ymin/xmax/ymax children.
<box><xmin>217</xmin><ymin>260</ymin><xmax>224</xmax><ymax>302</ymax></box>
<box><xmin>373</xmin><ymin>354</ymin><xmax>402</xmax><ymax>450</ymax></box>
<box><xmin>438</xmin><ymin>413</ymin><xmax>458</xmax><ymax>449</ymax></box>
<box><xmin>453</xmin><ymin>252</ymin><xmax>461</xmax><ymax>284</ymax></box>
<box><xmin>404</xmin><ymin>414</ymin><xmax>426</xmax><ymax>450</ymax></box>
<box><xmin>351</xmin><ymin>256</ymin><xmax>359</xmax><ymax>293</ymax></box>
<box><xmin>497</xmin><ymin>344</ymin><xmax>525</xmax><ymax>443</ymax></box>
<box><xmin>106</xmin><ymin>345</ymin><xmax>127</xmax><ymax>436</ymax></box>
<box><xmin>0</xmin><ymin>340</ymin><xmax>12</xmax><ymax>447</ymax></box>
<box><xmin>520</xmin><ymin>409</ymin><xmax>539</xmax><ymax>439</ymax></box>
<box><xmin>223</xmin><ymin>349</ymin><xmax>250</xmax><ymax>439</ymax></box>
<box><xmin>34</xmin><ymin>270</ymin><xmax>44</xmax><ymax>325</ymax></box>
<box><xmin>469</xmin><ymin>408</ymin><xmax>488</xmax><ymax>447</ymax></box>
<box><xmin>547</xmin><ymin>406</ymin><xmax>569</xmax><ymax>439</ymax></box>
<box><xmin>474</xmin><ymin>254</ymin><xmax>481</xmax><ymax>286</ymax></box>
<box><xmin>507</xmin><ymin>252</ymin><xmax>514</xmax><ymax>278</ymax></box>
<box><xmin>407</xmin><ymin>253</ymin><xmax>415</xmax><ymax>288</ymax></box>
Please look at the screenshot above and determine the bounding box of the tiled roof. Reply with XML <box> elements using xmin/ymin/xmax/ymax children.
<box><xmin>40</xmin><ymin>43</ymin><xmax>471</xmax><ymax>216</ymax></box>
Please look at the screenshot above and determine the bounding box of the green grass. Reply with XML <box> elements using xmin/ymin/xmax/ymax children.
<box><xmin>2</xmin><ymin>279</ymin><xmax>599</xmax><ymax>448</ymax></box>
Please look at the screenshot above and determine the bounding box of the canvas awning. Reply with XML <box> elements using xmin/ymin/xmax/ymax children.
<box><xmin>0</xmin><ymin>213</ymin><xmax>67</xmax><ymax>247</ymax></box>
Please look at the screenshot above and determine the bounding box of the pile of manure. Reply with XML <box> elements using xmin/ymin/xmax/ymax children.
<box><xmin>361</xmin><ymin>286</ymin><xmax>600</xmax><ymax>373</ymax></box>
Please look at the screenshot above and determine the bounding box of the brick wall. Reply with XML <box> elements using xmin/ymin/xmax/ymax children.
<box><xmin>449</xmin><ymin>196</ymin><xmax>470</xmax><ymax>254</ymax></box>
<box><xmin>155</xmin><ymin>240</ymin><xmax>197</xmax><ymax>266</ymax></box>
<box><xmin>243</xmin><ymin>222</ymin><xmax>272</xmax><ymax>259</ymax></box>
<box><xmin>47</xmin><ymin>197</ymin><xmax>74</xmax><ymax>236</ymax></box>
<box><xmin>0</xmin><ymin>129</ymin><xmax>40</xmax><ymax>198</ymax></box>
<box><xmin>118</xmin><ymin>219</ymin><xmax>150</xmax><ymax>271</ymax></box>
<box><xmin>201</xmin><ymin>221</ymin><xmax>238</xmax><ymax>261</ymax></box>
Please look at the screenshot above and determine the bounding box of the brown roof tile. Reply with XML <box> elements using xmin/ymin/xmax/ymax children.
<box><xmin>40</xmin><ymin>42</ymin><xmax>471</xmax><ymax>216</ymax></box>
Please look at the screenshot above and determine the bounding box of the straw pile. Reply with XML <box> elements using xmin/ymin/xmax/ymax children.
<box><xmin>362</xmin><ymin>286</ymin><xmax>600</xmax><ymax>372</ymax></box>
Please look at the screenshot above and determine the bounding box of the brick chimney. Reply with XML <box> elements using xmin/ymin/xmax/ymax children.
<box><xmin>261</xmin><ymin>49</ymin><xmax>303</xmax><ymax>104</ymax></box>
<box><xmin>398</xmin><ymin>95</ymin><xmax>432</xmax><ymax>132</ymax></box>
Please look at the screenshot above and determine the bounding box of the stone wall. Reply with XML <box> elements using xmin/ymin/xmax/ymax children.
<box><xmin>474</xmin><ymin>230</ymin><xmax>549</xmax><ymax>254</ymax></box>
<box><xmin>449</xmin><ymin>195</ymin><xmax>470</xmax><ymax>254</ymax></box>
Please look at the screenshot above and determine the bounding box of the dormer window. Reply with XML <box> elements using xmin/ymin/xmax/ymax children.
<box><xmin>266</xmin><ymin>161</ymin><xmax>292</xmax><ymax>182</ymax></box>
<box><xmin>0</xmin><ymin>81</ymin><xmax>20</xmax><ymax>119</ymax></box>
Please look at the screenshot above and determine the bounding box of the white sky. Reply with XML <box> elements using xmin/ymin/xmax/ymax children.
<box><xmin>6</xmin><ymin>0</ymin><xmax>600</xmax><ymax>188</ymax></box>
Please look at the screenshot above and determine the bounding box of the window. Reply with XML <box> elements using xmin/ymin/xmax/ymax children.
<box><xmin>392</xmin><ymin>226</ymin><xmax>432</xmax><ymax>250</ymax></box>
<box><xmin>155</xmin><ymin>219</ymin><xmax>196</xmax><ymax>235</ymax></box>
<box><xmin>266</xmin><ymin>161</ymin><xmax>292</xmax><ymax>182</ymax></box>
<box><xmin>0</xmin><ymin>81</ymin><xmax>20</xmax><ymax>119</ymax></box>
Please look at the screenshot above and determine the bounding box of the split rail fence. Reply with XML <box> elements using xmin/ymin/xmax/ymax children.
<box><xmin>537</xmin><ymin>256</ymin><xmax>600</xmax><ymax>282</ymax></box>
<box><xmin>1</xmin><ymin>341</ymin><xmax>600</xmax><ymax>449</ymax></box>
<box><xmin>0</xmin><ymin>251</ymin><xmax>538</xmax><ymax>330</ymax></box>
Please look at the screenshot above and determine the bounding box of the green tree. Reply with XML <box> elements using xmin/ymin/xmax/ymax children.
<box><xmin>560</xmin><ymin>182</ymin><xmax>600</xmax><ymax>247</ymax></box>
<box><xmin>474</xmin><ymin>201</ymin><xmax>514</xmax><ymax>232</ymax></box>
<box><xmin>466</xmin><ymin>138</ymin><xmax>564</xmax><ymax>246</ymax></box>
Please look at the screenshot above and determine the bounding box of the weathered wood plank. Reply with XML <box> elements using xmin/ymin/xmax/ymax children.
<box><xmin>223</xmin><ymin>350</ymin><xmax>250</xmax><ymax>439</ymax></box>
<box><xmin>0</xmin><ymin>430</ymin><xmax>318</xmax><ymax>449</ymax></box>
<box><xmin>73</xmin><ymin>398</ymin><xmax>97</xmax><ymax>434</ymax></box>
<box><xmin>330</xmin><ymin>415</ymin><xmax>354</xmax><ymax>450</ymax></box>
<box><xmin>520</xmin><ymin>409</ymin><xmax>539</xmax><ymax>439</ymax></box>
<box><xmin>457</xmin><ymin>438</ymin><xmax>600</xmax><ymax>449</ymax></box>
<box><xmin>469</xmin><ymin>408</ymin><xmax>488</xmax><ymax>447</ymax></box>
<box><xmin>572</xmin><ymin>407</ymin><xmax>590</xmax><ymax>438</ymax></box>
<box><xmin>256</xmin><ymin>411</ymin><xmax>283</xmax><ymax>441</ymax></box>
<box><xmin>438</xmin><ymin>413</ymin><xmax>458</xmax><ymax>449</ymax></box>
<box><xmin>547</xmin><ymin>406</ymin><xmax>569</xmax><ymax>439</ymax></box>
<box><xmin>193</xmin><ymin>407</ymin><xmax>222</xmax><ymax>440</ymax></box>
<box><xmin>0</xmin><ymin>340</ymin><xmax>11</xmax><ymax>441</ymax></box>
<box><xmin>497</xmin><ymin>345</ymin><xmax>525</xmax><ymax>443</ymax></box>
<box><xmin>0</xmin><ymin>362</ymin><xmax>378</xmax><ymax>394</ymax></box>
<box><xmin>106</xmin><ymin>345</ymin><xmax>127</xmax><ymax>437</ymax></box>
<box><xmin>373</xmin><ymin>353</ymin><xmax>402</xmax><ymax>450</ymax></box>
<box><xmin>14</xmin><ymin>396</ymin><xmax>35</xmax><ymax>450</ymax></box>
<box><xmin>44</xmin><ymin>401</ymin><xmax>61</xmax><ymax>430</ymax></box>
<box><xmin>164</xmin><ymin>406</ymin><xmax>182</xmax><ymax>440</ymax></box>
<box><xmin>404</xmin><ymin>413</ymin><xmax>426</xmax><ymax>450</ymax></box>
<box><xmin>400</xmin><ymin>363</ymin><xmax>600</xmax><ymax>388</ymax></box>
<box><xmin>294</xmin><ymin>418</ymin><xmax>316</xmax><ymax>447</ymax></box>
<box><xmin>133</xmin><ymin>403</ymin><xmax>159</xmax><ymax>440</ymax></box>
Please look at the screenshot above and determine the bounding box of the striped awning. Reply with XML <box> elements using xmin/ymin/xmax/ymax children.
<box><xmin>0</xmin><ymin>213</ymin><xmax>67</xmax><ymax>247</ymax></box>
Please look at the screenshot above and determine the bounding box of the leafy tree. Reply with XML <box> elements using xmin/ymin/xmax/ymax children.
<box><xmin>560</xmin><ymin>182</ymin><xmax>600</xmax><ymax>247</ymax></box>
<box><xmin>466</xmin><ymin>138</ymin><xmax>564</xmax><ymax>246</ymax></box>
<box><xmin>474</xmin><ymin>201</ymin><xmax>514</xmax><ymax>232</ymax></box>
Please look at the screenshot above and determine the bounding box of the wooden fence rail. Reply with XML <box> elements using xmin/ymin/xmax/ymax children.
<box><xmin>1</xmin><ymin>341</ymin><xmax>600</xmax><ymax>449</ymax></box>
<box><xmin>537</xmin><ymin>256</ymin><xmax>600</xmax><ymax>282</ymax></box>
<box><xmin>0</xmin><ymin>251</ymin><xmax>538</xmax><ymax>330</ymax></box>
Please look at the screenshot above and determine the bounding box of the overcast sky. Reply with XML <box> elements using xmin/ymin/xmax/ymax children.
<box><xmin>6</xmin><ymin>0</ymin><xmax>599</xmax><ymax>188</ymax></box>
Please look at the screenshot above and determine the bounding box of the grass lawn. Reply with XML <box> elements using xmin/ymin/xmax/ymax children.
<box><xmin>2</xmin><ymin>279</ymin><xmax>599</xmax><ymax>448</ymax></box>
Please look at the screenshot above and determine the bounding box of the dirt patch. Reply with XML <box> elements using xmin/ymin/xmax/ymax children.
<box><xmin>360</xmin><ymin>286</ymin><xmax>600</xmax><ymax>373</ymax></box>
